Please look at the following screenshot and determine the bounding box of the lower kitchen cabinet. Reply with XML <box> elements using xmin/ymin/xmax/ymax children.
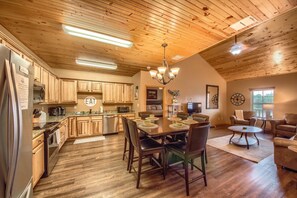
<box><xmin>32</xmin><ymin>134</ymin><xmax>45</xmax><ymax>187</ymax></box>
<box><xmin>91</xmin><ymin>116</ymin><xmax>103</xmax><ymax>135</ymax></box>
<box><xmin>118</xmin><ymin>113</ymin><xmax>135</xmax><ymax>132</ymax></box>
<box><xmin>59</xmin><ymin>119</ymin><xmax>68</xmax><ymax>149</ymax></box>
<box><xmin>68</xmin><ymin>117</ymin><xmax>77</xmax><ymax>138</ymax></box>
<box><xmin>76</xmin><ymin>117</ymin><xmax>91</xmax><ymax>137</ymax></box>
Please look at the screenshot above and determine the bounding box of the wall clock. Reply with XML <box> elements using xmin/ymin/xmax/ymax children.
<box><xmin>230</xmin><ymin>93</ymin><xmax>245</xmax><ymax>106</ymax></box>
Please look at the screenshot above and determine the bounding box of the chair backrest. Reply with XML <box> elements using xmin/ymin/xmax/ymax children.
<box><xmin>192</xmin><ymin>113</ymin><xmax>210</xmax><ymax>122</ymax></box>
<box><xmin>186</xmin><ymin>123</ymin><xmax>210</xmax><ymax>154</ymax></box>
<box><xmin>138</xmin><ymin>111</ymin><xmax>152</xmax><ymax>119</ymax></box>
<box><xmin>122</xmin><ymin>116</ymin><xmax>130</xmax><ymax>140</ymax></box>
<box><xmin>177</xmin><ymin>112</ymin><xmax>189</xmax><ymax>120</ymax></box>
<box><xmin>127</xmin><ymin>119</ymin><xmax>140</xmax><ymax>152</ymax></box>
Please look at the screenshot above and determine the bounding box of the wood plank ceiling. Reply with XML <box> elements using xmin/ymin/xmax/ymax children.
<box><xmin>200</xmin><ymin>7</ymin><xmax>297</xmax><ymax>81</ymax></box>
<box><xmin>0</xmin><ymin>0</ymin><xmax>296</xmax><ymax>77</ymax></box>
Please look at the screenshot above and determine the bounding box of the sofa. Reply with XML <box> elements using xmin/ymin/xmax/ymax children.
<box><xmin>192</xmin><ymin>113</ymin><xmax>209</xmax><ymax>123</ymax></box>
<box><xmin>273</xmin><ymin>134</ymin><xmax>297</xmax><ymax>171</ymax></box>
<box><xmin>230</xmin><ymin>111</ymin><xmax>257</xmax><ymax>126</ymax></box>
<box><xmin>270</xmin><ymin>113</ymin><xmax>297</xmax><ymax>138</ymax></box>
<box><xmin>146</xmin><ymin>104</ymin><xmax>163</xmax><ymax>117</ymax></box>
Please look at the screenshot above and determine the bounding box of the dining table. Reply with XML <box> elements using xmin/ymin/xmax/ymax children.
<box><xmin>137</xmin><ymin>117</ymin><xmax>191</xmax><ymax>143</ymax></box>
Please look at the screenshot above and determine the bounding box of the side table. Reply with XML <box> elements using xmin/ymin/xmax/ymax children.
<box><xmin>257</xmin><ymin>117</ymin><xmax>272</xmax><ymax>132</ymax></box>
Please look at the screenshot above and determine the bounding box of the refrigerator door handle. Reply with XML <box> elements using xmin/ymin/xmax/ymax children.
<box><xmin>4</xmin><ymin>60</ymin><xmax>20</xmax><ymax>198</ymax></box>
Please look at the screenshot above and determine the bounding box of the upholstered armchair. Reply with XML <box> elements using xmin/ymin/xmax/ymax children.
<box><xmin>273</xmin><ymin>134</ymin><xmax>297</xmax><ymax>171</ymax></box>
<box><xmin>230</xmin><ymin>111</ymin><xmax>257</xmax><ymax>126</ymax></box>
<box><xmin>271</xmin><ymin>113</ymin><xmax>297</xmax><ymax>138</ymax></box>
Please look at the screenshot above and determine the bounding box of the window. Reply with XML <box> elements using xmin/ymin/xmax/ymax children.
<box><xmin>251</xmin><ymin>89</ymin><xmax>274</xmax><ymax>118</ymax></box>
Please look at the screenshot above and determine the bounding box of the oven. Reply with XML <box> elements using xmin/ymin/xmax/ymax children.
<box><xmin>44</xmin><ymin>126</ymin><xmax>59</xmax><ymax>177</ymax></box>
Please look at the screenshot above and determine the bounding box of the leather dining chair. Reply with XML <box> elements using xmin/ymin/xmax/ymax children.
<box><xmin>127</xmin><ymin>119</ymin><xmax>166</xmax><ymax>188</ymax></box>
<box><xmin>166</xmin><ymin>123</ymin><xmax>210</xmax><ymax>196</ymax></box>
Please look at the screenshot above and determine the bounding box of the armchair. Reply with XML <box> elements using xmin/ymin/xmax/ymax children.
<box><xmin>230</xmin><ymin>111</ymin><xmax>257</xmax><ymax>126</ymax></box>
<box><xmin>273</xmin><ymin>134</ymin><xmax>297</xmax><ymax>171</ymax></box>
<box><xmin>271</xmin><ymin>113</ymin><xmax>297</xmax><ymax>138</ymax></box>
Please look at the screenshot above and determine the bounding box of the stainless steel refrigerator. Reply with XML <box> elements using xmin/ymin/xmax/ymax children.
<box><xmin>0</xmin><ymin>44</ymin><xmax>33</xmax><ymax>198</ymax></box>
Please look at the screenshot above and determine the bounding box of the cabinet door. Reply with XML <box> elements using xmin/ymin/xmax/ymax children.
<box><xmin>54</xmin><ymin>77</ymin><xmax>59</xmax><ymax>103</ymax></box>
<box><xmin>32</xmin><ymin>142</ymin><xmax>44</xmax><ymax>187</ymax></box>
<box><xmin>102</xmin><ymin>83</ymin><xmax>114</xmax><ymax>103</ymax></box>
<box><xmin>34</xmin><ymin>63</ymin><xmax>41</xmax><ymax>82</ymax></box>
<box><xmin>41</xmin><ymin>68</ymin><xmax>49</xmax><ymax>103</ymax></box>
<box><xmin>91</xmin><ymin>116</ymin><xmax>103</xmax><ymax>135</ymax></box>
<box><xmin>114</xmin><ymin>84</ymin><xmax>124</xmax><ymax>103</ymax></box>
<box><xmin>118</xmin><ymin>115</ymin><xmax>123</xmax><ymax>132</ymax></box>
<box><xmin>91</xmin><ymin>82</ymin><xmax>102</xmax><ymax>93</ymax></box>
<box><xmin>77</xmin><ymin>117</ymin><xmax>90</xmax><ymax>137</ymax></box>
<box><xmin>63</xmin><ymin>119</ymin><xmax>68</xmax><ymax>140</ymax></box>
<box><xmin>77</xmin><ymin>81</ymin><xmax>91</xmax><ymax>92</ymax></box>
<box><xmin>124</xmin><ymin>84</ymin><xmax>133</xmax><ymax>103</ymax></box>
<box><xmin>48</xmin><ymin>73</ymin><xmax>55</xmax><ymax>103</ymax></box>
<box><xmin>68</xmin><ymin>117</ymin><xmax>77</xmax><ymax>138</ymax></box>
<box><xmin>60</xmin><ymin>79</ymin><xmax>77</xmax><ymax>103</ymax></box>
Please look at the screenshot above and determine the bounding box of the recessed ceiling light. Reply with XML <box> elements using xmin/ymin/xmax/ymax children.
<box><xmin>63</xmin><ymin>25</ymin><xmax>133</xmax><ymax>48</ymax></box>
<box><xmin>273</xmin><ymin>51</ymin><xmax>283</xmax><ymax>64</ymax></box>
<box><xmin>172</xmin><ymin>55</ymin><xmax>184</xmax><ymax>61</ymax></box>
<box><xmin>76</xmin><ymin>59</ymin><xmax>117</xmax><ymax>70</ymax></box>
<box><xmin>230</xmin><ymin>16</ymin><xmax>257</xmax><ymax>31</ymax></box>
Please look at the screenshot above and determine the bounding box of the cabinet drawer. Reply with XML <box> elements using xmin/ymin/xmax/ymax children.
<box><xmin>32</xmin><ymin>134</ymin><xmax>44</xmax><ymax>150</ymax></box>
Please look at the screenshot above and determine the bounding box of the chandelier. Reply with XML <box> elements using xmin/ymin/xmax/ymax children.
<box><xmin>148</xmin><ymin>43</ymin><xmax>180</xmax><ymax>85</ymax></box>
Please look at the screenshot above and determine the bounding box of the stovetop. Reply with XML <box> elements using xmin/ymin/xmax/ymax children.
<box><xmin>33</xmin><ymin>122</ymin><xmax>59</xmax><ymax>131</ymax></box>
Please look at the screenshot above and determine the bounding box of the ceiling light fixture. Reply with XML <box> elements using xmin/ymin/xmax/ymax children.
<box><xmin>148</xmin><ymin>43</ymin><xmax>180</xmax><ymax>85</ymax></box>
<box><xmin>273</xmin><ymin>51</ymin><xmax>283</xmax><ymax>64</ymax></box>
<box><xmin>229</xmin><ymin>35</ymin><xmax>243</xmax><ymax>55</ymax></box>
<box><xmin>62</xmin><ymin>25</ymin><xmax>133</xmax><ymax>48</ymax></box>
<box><xmin>76</xmin><ymin>59</ymin><xmax>117</xmax><ymax>70</ymax></box>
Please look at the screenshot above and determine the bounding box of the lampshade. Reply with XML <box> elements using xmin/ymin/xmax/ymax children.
<box><xmin>170</xmin><ymin>67</ymin><xmax>180</xmax><ymax>75</ymax></box>
<box><xmin>158</xmin><ymin>66</ymin><xmax>167</xmax><ymax>74</ymax></box>
<box><xmin>157</xmin><ymin>73</ymin><xmax>163</xmax><ymax>80</ymax></box>
<box><xmin>149</xmin><ymin>70</ymin><xmax>157</xmax><ymax>78</ymax></box>
<box><xmin>262</xmin><ymin>104</ymin><xmax>274</xmax><ymax>110</ymax></box>
<box><xmin>168</xmin><ymin>72</ymin><xmax>175</xmax><ymax>79</ymax></box>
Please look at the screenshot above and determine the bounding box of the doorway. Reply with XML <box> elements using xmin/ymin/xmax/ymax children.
<box><xmin>145</xmin><ymin>86</ymin><xmax>165</xmax><ymax>117</ymax></box>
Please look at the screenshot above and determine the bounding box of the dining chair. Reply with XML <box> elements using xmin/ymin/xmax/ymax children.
<box><xmin>177</xmin><ymin>112</ymin><xmax>189</xmax><ymax>120</ymax></box>
<box><xmin>127</xmin><ymin>119</ymin><xmax>166</xmax><ymax>188</ymax></box>
<box><xmin>138</xmin><ymin>111</ymin><xmax>152</xmax><ymax>119</ymax></box>
<box><xmin>166</xmin><ymin>123</ymin><xmax>210</xmax><ymax>196</ymax></box>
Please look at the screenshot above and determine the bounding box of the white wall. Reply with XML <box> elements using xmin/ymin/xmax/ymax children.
<box><xmin>135</xmin><ymin>54</ymin><xmax>227</xmax><ymax>125</ymax></box>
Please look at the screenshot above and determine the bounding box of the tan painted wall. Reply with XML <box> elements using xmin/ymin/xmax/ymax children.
<box><xmin>135</xmin><ymin>54</ymin><xmax>227</xmax><ymax>125</ymax></box>
<box><xmin>53</xmin><ymin>68</ymin><xmax>132</xmax><ymax>83</ymax></box>
<box><xmin>227</xmin><ymin>72</ymin><xmax>297</xmax><ymax>124</ymax></box>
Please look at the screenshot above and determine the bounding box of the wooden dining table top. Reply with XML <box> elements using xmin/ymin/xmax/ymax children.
<box><xmin>137</xmin><ymin>117</ymin><xmax>189</xmax><ymax>137</ymax></box>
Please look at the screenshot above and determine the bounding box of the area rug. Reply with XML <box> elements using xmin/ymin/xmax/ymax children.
<box><xmin>207</xmin><ymin>135</ymin><xmax>273</xmax><ymax>163</ymax></box>
<box><xmin>73</xmin><ymin>136</ymin><xmax>105</xmax><ymax>144</ymax></box>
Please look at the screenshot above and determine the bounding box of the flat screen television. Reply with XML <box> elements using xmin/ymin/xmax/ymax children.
<box><xmin>187</xmin><ymin>102</ymin><xmax>202</xmax><ymax>115</ymax></box>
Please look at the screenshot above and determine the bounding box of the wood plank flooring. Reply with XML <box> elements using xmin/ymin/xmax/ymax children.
<box><xmin>33</xmin><ymin>127</ymin><xmax>297</xmax><ymax>198</ymax></box>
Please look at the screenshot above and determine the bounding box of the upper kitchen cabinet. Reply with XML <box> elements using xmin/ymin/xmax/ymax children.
<box><xmin>34</xmin><ymin>63</ymin><xmax>41</xmax><ymax>82</ymax></box>
<box><xmin>60</xmin><ymin>79</ymin><xmax>77</xmax><ymax>104</ymax></box>
<box><xmin>77</xmin><ymin>80</ymin><xmax>102</xmax><ymax>93</ymax></box>
<box><xmin>102</xmin><ymin>83</ymin><xmax>114</xmax><ymax>103</ymax></box>
<box><xmin>77</xmin><ymin>80</ymin><xmax>91</xmax><ymax>92</ymax></box>
<box><xmin>124</xmin><ymin>84</ymin><xmax>133</xmax><ymax>103</ymax></box>
<box><xmin>40</xmin><ymin>68</ymin><xmax>49</xmax><ymax>103</ymax></box>
<box><xmin>48</xmin><ymin>73</ymin><xmax>55</xmax><ymax>103</ymax></box>
<box><xmin>114</xmin><ymin>83</ymin><xmax>124</xmax><ymax>103</ymax></box>
<box><xmin>91</xmin><ymin>82</ymin><xmax>102</xmax><ymax>93</ymax></box>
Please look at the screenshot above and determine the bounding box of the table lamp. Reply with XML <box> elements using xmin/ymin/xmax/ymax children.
<box><xmin>262</xmin><ymin>104</ymin><xmax>274</xmax><ymax>119</ymax></box>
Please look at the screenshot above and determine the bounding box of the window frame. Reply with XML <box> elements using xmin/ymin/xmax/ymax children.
<box><xmin>250</xmin><ymin>88</ymin><xmax>274</xmax><ymax>118</ymax></box>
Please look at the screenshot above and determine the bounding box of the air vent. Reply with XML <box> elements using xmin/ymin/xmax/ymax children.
<box><xmin>172</xmin><ymin>55</ymin><xmax>184</xmax><ymax>61</ymax></box>
<box><xmin>230</xmin><ymin>16</ymin><xmax>257</xmax><ymax>31</ymax></box>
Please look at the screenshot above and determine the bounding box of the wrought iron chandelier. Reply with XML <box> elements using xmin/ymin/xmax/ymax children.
<box><xmin>148</xmin><ymin>43</ymin><xmax>180</xmax><ymax>85</ymax></box>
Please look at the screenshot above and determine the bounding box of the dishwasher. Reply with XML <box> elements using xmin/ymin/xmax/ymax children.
<box><xmin>103</xmin><ymin>114</ymin><xmax>119</xmax><ymax>135</ymax></box>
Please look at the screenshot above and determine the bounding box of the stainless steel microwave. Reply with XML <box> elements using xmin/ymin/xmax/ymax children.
<box><xmin>33</xmin><ymin>81</ymin><xmax>45</xmax><ymax>104</ymax></box>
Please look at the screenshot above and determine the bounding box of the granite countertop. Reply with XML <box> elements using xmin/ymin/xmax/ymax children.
<box><xmin>32</xmin><ymin>112</ymin><xmax>135</xmax><ymax>139</ymax></box>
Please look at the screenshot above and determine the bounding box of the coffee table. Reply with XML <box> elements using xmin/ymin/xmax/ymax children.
<box><xmin>228</xmin><ymin>126</ymin><xmax>263</xmax><ymax>149</ymax></box>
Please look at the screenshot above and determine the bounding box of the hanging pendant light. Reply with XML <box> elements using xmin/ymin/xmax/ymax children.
<box><xmin>148</xmin><ymin>43</ymin><xmax>180</xmax><ymax>85</ymax></box>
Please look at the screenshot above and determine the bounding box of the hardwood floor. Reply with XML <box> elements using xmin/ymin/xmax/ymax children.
<box><xmin>33</xmin><ymin>127</ymin><xmax>297</xmax><ymax>198</ymax></box>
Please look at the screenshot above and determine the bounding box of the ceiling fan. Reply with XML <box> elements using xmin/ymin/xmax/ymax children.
<box><xmin>229</xmin><ymin>35</ymin><xmax>258</xmax><ymax>55</ymax></box>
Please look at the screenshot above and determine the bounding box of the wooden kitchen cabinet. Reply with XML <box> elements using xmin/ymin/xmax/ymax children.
<box><xmin>34</xmin><ymin>63</ymin><xmax>41</xmax><ymax>82</ymax></box>
<box><xmin>102</xmin><ymin>83</ymin><xmax>115</xmax><ymax>103</ymax></box>
<box><xmin>77</xmin><ymin>80</ymin><xmax>91</xmax><ymax>92</ymax></box>
<box><xmin>41</xmin><ymin>68</ymin><xmax>49</xmax><ymax>103</ymax></box>
<box><xmin>76</xmin><ymin>117</ymin><xmax>90</xmax><ymax>137</ymax></box>
<box><xmin>32</xmin><ymin>134</ymin><xmax>44</xmax><ymax>188</ymax></box>
<box><xmin>60</xmin><ymin>79</ymin><xmax>77</xmax><ymax>103</ymax></box>
<box><xmin>68</xmin><ymin>117</ymin><xmax>77</xmax><ymax>138</ymax></box>
<box><xmin>59</xmin><ymin>119</ymin><xmax>68</xmax><ymax>149</ymax></box>
<box><xmin>124</xmin><ymin>84</ymin><xmax>133</xmax><ymax>103</ymax></box>
<box><xmin>118</xmin><ymin>113</ymin><xmax>135</xmax><ymax>132</ymax></box>
<box><xmin>114</xmin><ymin>84</ymin><xmax>124</xmax><ymax>103</ymax></box>
<box><xmin>90</xmin><ymin>116</ymin><xmax>103</xmax><ymax>135</ymax></box>
<box><xmin>54</xmin><ymin>77</ymin><xmax>60</xmax><ymax>103</ymax></box>
<box><xmin>91</xmin><ymin>82</ymin><xmax>102</xmax><ymax>93</ymax></box>
<box><xmin>48</xmin><ymin>73</ymin><xmax>55</xmax><ymax>103</ymax></box>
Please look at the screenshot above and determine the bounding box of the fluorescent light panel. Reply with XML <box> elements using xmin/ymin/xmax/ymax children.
<box><xmin>63</xmin><ymin>25</ymin><xmax>133</xmax><ymax>48</ymax></box>
<box><xmin>76</xmin><ymin>59</ymin><xmax>117</xmax><ymax>70</ymax></box>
